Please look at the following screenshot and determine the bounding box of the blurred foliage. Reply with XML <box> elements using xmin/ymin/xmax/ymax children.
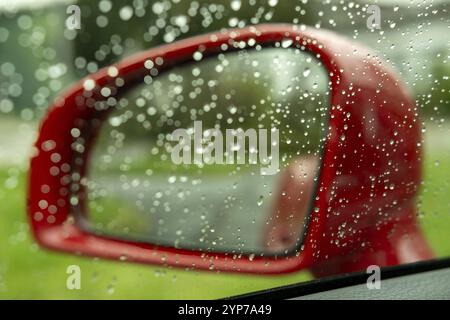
<box><xmin>418</xmin><ymin>49</ymin><xmax>450</xmax><ymax>118</ymax></box>
<box><xmin>0</xmin><ymin>0</ymin><xmax>449</xmax><ymax>119</ymax></box>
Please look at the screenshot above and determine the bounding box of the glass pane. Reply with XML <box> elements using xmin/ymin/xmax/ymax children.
<box><xmin>77</xmin><ymin>48</ymin><xmax>330</xmax><ymax>256</ymax></box>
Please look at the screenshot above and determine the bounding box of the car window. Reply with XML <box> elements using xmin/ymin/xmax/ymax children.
<box><xmin>0</xmin><ymin>0</ymin><xmax>449</xmax><ymax>299</ymax></box>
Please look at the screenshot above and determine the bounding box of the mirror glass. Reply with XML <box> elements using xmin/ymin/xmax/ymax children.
<box><xmin>74</xmin><ymin>47</ymin><xmax>330</xmax><ymax>256</ymax></box>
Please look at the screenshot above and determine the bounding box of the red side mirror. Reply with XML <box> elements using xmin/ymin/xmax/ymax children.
<box><xmin>28</xmin><ymin>24</ymin><xmax>433</xmax><ymax>277</ymax></box>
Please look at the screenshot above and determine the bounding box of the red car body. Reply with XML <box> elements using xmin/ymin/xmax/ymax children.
<box><xmin>27</xmin><ymin>24</ymin><xmax>433</xmax><ymax>277</ymax></box>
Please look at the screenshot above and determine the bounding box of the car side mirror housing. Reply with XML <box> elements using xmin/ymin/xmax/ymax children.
<box><xmin>28</xmin><ymin>24</ymin><xmax>433</xmax><ymax>277</ymax></box>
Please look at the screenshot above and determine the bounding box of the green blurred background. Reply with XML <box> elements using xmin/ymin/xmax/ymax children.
<box><xmin>0</xmin><ymin>0</ymin><xmax>449</xmax><ymax>299</ymax></box>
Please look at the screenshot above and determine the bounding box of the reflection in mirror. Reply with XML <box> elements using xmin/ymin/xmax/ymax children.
<box><xmin>74</xmin><ymin>47</ymin><xmax>330</xmax><ymax>256</ymax></box>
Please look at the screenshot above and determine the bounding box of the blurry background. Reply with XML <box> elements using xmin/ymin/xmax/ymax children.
<box><xmin>0</xmin><ymin>0</ymin><xmax>449</xmax><ymax>299</ymax></box>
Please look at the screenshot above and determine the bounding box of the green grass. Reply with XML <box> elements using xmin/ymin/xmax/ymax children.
<box><xmin>0</xmin><ymin>170</ymin><xmax>311</xmax><ymax>299</ymax></box>
<box><xmin>0</xmin><ymin>139</ymin><xmax>449</xmax><ymax>299</ymax></box>
<box><xmin>418</xmin><ymin>152</ymin><xmax>450</xmax><ymax>256</ymax></box>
